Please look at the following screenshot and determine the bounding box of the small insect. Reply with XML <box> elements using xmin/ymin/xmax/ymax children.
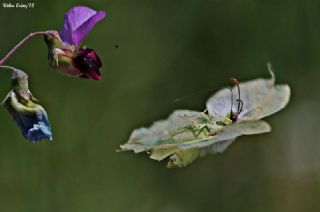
<box><xmin>120</xmin><ymin>65</ymin><xmax>290</xmax><ymax>168</ymax></box>
<box><xmin>169</xmin><ymin>77</ymin><xmax>242</xmax><ymax>140</ymax></box>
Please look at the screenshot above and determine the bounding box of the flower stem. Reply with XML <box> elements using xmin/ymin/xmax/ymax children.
<box><xmin>0</xmin><ymin>65</ymin><xmax>16</xmax><ymax>71</ymax></box>
<box><xmin>0</xmin><ymin>31</ymin><xmax>46</xmax><ymax>65</ymax></box>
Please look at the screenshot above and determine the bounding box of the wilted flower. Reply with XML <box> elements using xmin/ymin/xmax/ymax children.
<box><xmin>120</xmin><ymin>67</ymin><xmax>291</xmax><ymax>168</ymax></box>
<box><xmin>3</xmin><ymin>69</ymin><xmax>52</xmax><ymax>142</ymax></box>
<box><xmin>44</xmin><ymin>6</ymin><xmax>106</xmax><ymax>80</ymax></box>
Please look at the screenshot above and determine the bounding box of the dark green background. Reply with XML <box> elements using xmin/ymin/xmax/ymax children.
<box><xmin>0</xmin><ymin>0</ymin><xmax>320</xmax><ymax>211</ymax></box>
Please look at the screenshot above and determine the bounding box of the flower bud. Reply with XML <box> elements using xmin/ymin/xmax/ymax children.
<box><xmin>3</xmin><ymin>69</ymin><xmax>52</xmax><ymax>142</ymax></box>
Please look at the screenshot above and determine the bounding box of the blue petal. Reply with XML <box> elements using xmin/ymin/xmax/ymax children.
<box><xmin>27</xmin><ymin>121</ymin><xmax>52</xmax><ymax>142</ymax></box>
<box><xmin>8</xmin><ymin>104</ymin><xmax>52</xmax><ymax>142</ymax></box>
<box><xmin>12</xmin><ymin>111</ymin><xmax>52</xmax><ymax>142</ymax></box>
<box><xmin>4</xmin><ymin>69</ymin><xmax>53</xmax><ymax>143</ymax></box>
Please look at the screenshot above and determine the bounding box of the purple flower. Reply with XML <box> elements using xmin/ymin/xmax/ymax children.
<box><xmin>44</xmin><ymin>6</ymin><xmax>106</xmax><ymax>80</ymax></box>
<box><xmin>60</xmin><ymin>6</ymin><xmax>106</xmax><ymax>47</ymax></box>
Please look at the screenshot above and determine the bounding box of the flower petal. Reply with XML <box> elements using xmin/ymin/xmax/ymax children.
<box><xmin>120</xmin><ymin>110</ymin><xmax>203</xmax><ymax>153</ymax></box>
<box><xmin>80</xmin><ymin>70</ymin><xmax>102</xmax><ymax>80</ymax></box>
<box><xmin>27</xmin><ymin>121</ymin><xmax>52</xmax><ymax>142</ymax></box>
<box><xmin>199</xmin><ymin>139</ymin><xmax>236</xmax><ymax>156</ymax></box>
<box><xmin>60</xmin><ymin>6</ymin><xmax>106</xmax><ymax>46</ymax></box>
<box><xmin>120</xmin><ymin>109</ymin><xmax>271</xmax><ymax>168</ymax></box>
<box><xmin>5</xmin><ymin>92</ymin><xmax>52</xmax><ymax>142</ymax></box>
<box><xmin>206</xmin><ymin>70</ymin><xmax>291</xmax><ymax>121</ymax></box>
<box><xmin>74</xmin><ymin>48</ymin><xmax>102</xmax><ymax>80</ymax></box>
<box><xmin>176</xmin><ymin>120</ymin><xmax>271</xmax><ymax>150</ymax></box>
<box><xmin>3</xmin><ymin>69</ymin><xmax>52</xmax><ymax>142</ymax></box>
<box><xmin>167</xmin><ymin>148</ymin><xmax>200</xmax><ymax>168</ymax></box>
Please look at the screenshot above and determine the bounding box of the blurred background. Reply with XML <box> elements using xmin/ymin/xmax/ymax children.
<box><xmin>0</xmin><ymin>0</ymin><xmax>320</xmax><ymax>211</ymax></box>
